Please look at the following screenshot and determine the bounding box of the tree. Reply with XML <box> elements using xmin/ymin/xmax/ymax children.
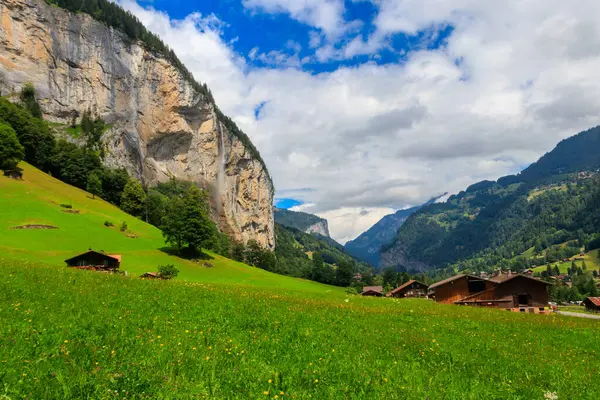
<box><xmin>179</xmin><ymin>186</ymin><xmax>216</xmax><ymax>254</ymax></box>
<box><xmin>335</xmin><ymin>260</ymin><xmax>354</xmax><ymax>287</ymax></box>
<box><xmin>231</xmin><ymin>242</ymin><xmax>246</xmax><ymax>262</ymax></box>
<box><xmin>311</xmin><ymin>252</ymin><xmax>324</xmax><ymax>282</ymax></box>
<box><xmin>120</xmin><ymin>179</ymin><xmax>146</xmax><ymax>217</ymax></box>
<box><xmin>86</xmin><ymin>171</ymin><xmax>103</xmax><ymax>199</ymax></box>
<box><xmin>0</xmin><ymin>122</ymin><xmax>24</xmax><ymax>170</ymax></box>
<box><xmin>20</xmin><ymin>82</ymin><xmax>42</xmax><ymax>119</ymax></box>
<box><xmin>553</xmin><ymin>265</ymin><xmax>560</xmax><ymax>276</ymax></box>
<box><xmin>158</xmin><ymin>264</ymin><xmax>179</xmax><ymax>280</ymax></box>
<box><xmin>145</xmin><ymin>190</ymin><xmax>167</xmax><ymax>227</ymax></box>
<box><xmin>382</xmin><ymin>268</ymin><xmax>397</xmax><ymax>287</ymax></box>
<box><xmin>162</xmin><ymin>196</ymin><xmax>186</xmax><ymax>252</ymax></box>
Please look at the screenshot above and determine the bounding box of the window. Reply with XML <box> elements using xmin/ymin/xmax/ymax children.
<box><xmin>517</xmin><ymin>294</ymin><xmax>529</xmax><ymax>306</ymax></box>
<box><xmin>467</xmin><ymin>279</ymin><xmax>486</xmax><ymax>294</ymax></box>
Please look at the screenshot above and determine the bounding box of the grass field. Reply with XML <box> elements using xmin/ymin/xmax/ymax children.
<box><xmin>1</xmin><ymin>261</ymin><xmax>600</xmax><ymax>399</ymax></box>
<box><xmin>0</xmin><ymin>163</ymin><xmax>336</xmax><ymax>294</ymax></box>
<box><xmin>2</xmin><ymin>164</ymin><xmax>600</xmax><ymax>399</ymax></box>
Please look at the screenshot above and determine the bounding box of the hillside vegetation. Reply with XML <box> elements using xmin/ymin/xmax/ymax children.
<box><xmin>0</xmin><ymin>163</ymin><xmax>336</xmax><ymax>293</ymax></box>
<box><xmin>381</xmin><ymin>125</ymin><xmax>600</xmax><ymax>274</ymax></box>
<box><xmin>1</xmin><ymin>261</ymin><xmax>599</xmax><ymax>399</ymax></box>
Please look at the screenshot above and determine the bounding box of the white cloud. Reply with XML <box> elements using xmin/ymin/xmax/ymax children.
<box><xmin>119</xmin><ymin>0</ymin><xmax>600</xmax><ymax>243</ymax></box>
<box><xmin>242</xmin><ymin>0</ymin><xmax>349</xmax><ymax>38</ymax></box>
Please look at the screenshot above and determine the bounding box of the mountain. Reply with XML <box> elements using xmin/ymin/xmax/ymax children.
<box><xmin>344</xmin><ymin>195</ymin><xmax>445</xmax><ymax>266</ymax></box>
<box><xmin>0</xmin><ymin>0</ymin><xmax>273</xmax><ymax>248</ymax></box>
<box><xmin>380</xmin><ymin>126</ymin><xmax>600</xmax><ymax>272</ymax></box>
<box><xmin>274</xmin><ymin>208</ymin><xmax>331</xmax><ymax>238</ymax></box>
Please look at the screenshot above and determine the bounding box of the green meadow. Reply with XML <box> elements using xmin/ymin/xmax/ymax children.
<box><xmin>1</xmin><ymin>164</ymin><xmax>600</xmax><ymax>399</ymax></box>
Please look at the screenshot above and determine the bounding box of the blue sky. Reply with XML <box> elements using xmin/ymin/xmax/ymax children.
<box><xmin>139</xmin><ymin>0</ymin><xmax>452</xmax><ymax>74</ymax></box>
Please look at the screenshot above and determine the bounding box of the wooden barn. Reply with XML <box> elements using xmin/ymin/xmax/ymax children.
<box><xmin>390</xmin><ymin>280</ymin><xmax>428</xmax><ymax>298</ymax></box>
<box><xmin>360</xmin><ymin>286</ymin><xmax>384</xmax><ymax>297</ymax></box>
<box><xmin>428</xmin><ymin>274</ymin><xmax>494</xmax><ymax>304</ymax></box>
<box><xmin>431</xmin><ymin>273</ymin><xmax>551</xmax><ymax>311</ymax></box>
<box><xmin>65</xmin><ymin>250</ymin><xmax>121</xmax><ymax>271</ymax></box>
<box><xmin>3</xmin><ymin>169</ymin><xmax>23</xmax><ymax>180</ymax></box>
<box><xmin>583</xmin><ymin>297</ymin><xmax>600</xmax><ymax>312</ymax></box>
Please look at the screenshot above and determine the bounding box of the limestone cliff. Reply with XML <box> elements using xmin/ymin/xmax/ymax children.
<box><xmin>0</xmin><ymin>0</ymin><xmax>274</xmax><ymax>248</ymax></box>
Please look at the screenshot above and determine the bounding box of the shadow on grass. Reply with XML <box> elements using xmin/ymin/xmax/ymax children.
<box><xmin>159</xmin><ymin>246</ymin><xmax>215</xmax><ymax>261</ymax></box>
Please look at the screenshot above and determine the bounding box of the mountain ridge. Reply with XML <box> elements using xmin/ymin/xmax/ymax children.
<box><xmin>380</xmin><ymin>125</ymin><xmax>600</xmax><ymax>272</ymax></box>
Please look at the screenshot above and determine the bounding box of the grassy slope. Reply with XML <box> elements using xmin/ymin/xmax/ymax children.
<box><xmin>532</xmin><ymin>250</ymin><xmax>600</xmax><ymax>274</ymax></box>
<box><xmin>1</xmin><ymin>262</ymin><xmax>599</xmax><ymax>399</ymax></box>
<box><xmin>0</xmin><ymin>163</ymin><xmax>337</xmax><ymax>294</ymax></box>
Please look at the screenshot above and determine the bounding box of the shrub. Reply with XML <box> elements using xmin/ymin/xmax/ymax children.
<box><xmin>120</xmin><ymin>221</ymin><xmax>128</xmax><ymax>232</ymax></box>
<box><xmin>158</xmin><ymin>264</ymin><xmax>179</xmax><ymax>280</ymax></box>
<box><xmin>60</xmin><ymin>204</ymin><xmax>73</xmax><ymax>209</ymax></box>
<box><xmin>345</xmin><ymin>287</ymin><xmax>358</xmax><ymax>295</ymax></box>
<box><xmin>104</xmin><ymin>221</ymin><xmax>114</xmax><ymax>227</ymax></box>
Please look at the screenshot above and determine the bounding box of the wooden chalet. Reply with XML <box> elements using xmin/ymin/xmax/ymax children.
<box><xmin>428</xmin><ymin>274</ymin><xmax>494</xmax><ymax>304</ymax></box>
<box><xmin>430</xmin><ymin>273</ymin><xmax>551</xmax><ymax>312</ymax></box>
<box><xmin>390</xmin><ymin>280</ymin><xmax>428</xmax><ymax>298</ymax></box>
<box><xmin>583</xmin><ymin>297</ymin><xmax>600</xmax><ymax>312</ymax></box>
<box><xmin>361</xmin><ymin>286</ymin><xmax>384</xmax><ymax>297</ymax></box>
<box><xmin>65</xmin><ymin>250</ymin><xmax>121</xmax><ymax>271</ymax></box>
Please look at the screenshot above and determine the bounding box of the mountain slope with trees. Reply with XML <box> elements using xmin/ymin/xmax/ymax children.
<box><xmin>380</xmin><ymin>125</ymin><xmax>600</xmax><ymax>274</ymax></box>
<box><xmin>274</xmin><ymin>207</ymin><xmax>331</xmax><ymax>238</ymax></box>
<box><xmin>344</xmin><ymin>195</ymin><xmax>446</xmax><ymax>266</ymax></box>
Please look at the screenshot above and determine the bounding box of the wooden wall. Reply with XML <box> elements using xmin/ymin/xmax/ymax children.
<box><xmin>433</xmin><ymin>277</ymin><xmax>494</xmax><ymax>304</ymax></box>
<box><xmin>494</xmin><ymin>276</ymin><xmax>549</xmax><ymax>307</ymax></box>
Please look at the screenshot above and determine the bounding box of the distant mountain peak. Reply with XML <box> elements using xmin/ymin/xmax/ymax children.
<box><xmin>274</xmin><ymin>208</ymin><xmax>330</xmax><ymax>238</ymax></box>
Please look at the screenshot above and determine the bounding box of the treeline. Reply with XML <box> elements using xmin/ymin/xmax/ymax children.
<box><xmin>44</xmin><ymin>0</ymin><xmax>271</xmax><ymax>187</ymax></box>
<box><xmin>275</xmin><ymin>224</ymin><xmax>373</xmax><ymax>287</ymax></box>
<box><xmin>385</xmin><ymin>173</ymin><xmax>600</xmax><ymax>273</ymax></box>
<box><xmin>0</xmin><ymin>88</ymin><xmax>134</xmax><ymax>207</ymax></box>
<box><xmin>543</xmin><ymin>262</ymin><xmax>600</xmax><ymax>303</ymax></box>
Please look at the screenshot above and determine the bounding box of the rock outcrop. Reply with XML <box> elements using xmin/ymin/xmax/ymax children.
<box><xmin>0</xmin><ymin>0</ymin><xmax>274</xmax><ymax>248</ymax></box>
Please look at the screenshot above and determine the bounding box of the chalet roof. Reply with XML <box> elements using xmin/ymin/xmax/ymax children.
<box><xmin>585</xmin><ymin>297</ymin><xmax>600</xmax><ymax>307</ymax></box>
<box><xmin>491</xmin><ymin>273</ymin><xmax>551</xmax><ymax>285</ymax></box>
<box><xmin>141</xmin><ymin>272</ymin><xmax>158</xmax><ymax>277</ymax></box>
<box><xmin>361</xmin><ymin>286</ymin><xmax>383</xmax><ymax>294</ymax></box>
<box><xmin>64</xmin><ymin>250</ymin><xmax>120</xmax><ymax>264</ymax></box>
<box><xmin>391</xmin><ymin>280</ymin><xmax>427</xmax><ymax>294</ymax></box>
<box><xmin>429</xmin><ymin>274</ymin><xmax>486</xmax><ymax>290</ymax></box>
<box><xmin>109</xmin><ymin>254</ymin><xmax>122</xmax><ymax>263</ymax></box>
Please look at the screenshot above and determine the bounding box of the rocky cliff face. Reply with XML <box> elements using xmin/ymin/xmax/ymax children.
<box><xmin>304</xmin><ymin>221</ymin><xmax>330</xmax><ymax>238</ymax></box>
<box><xmin>0</xmin><ymin>0</ymin><xmax>274</xmax><ymax>248</ymax></box>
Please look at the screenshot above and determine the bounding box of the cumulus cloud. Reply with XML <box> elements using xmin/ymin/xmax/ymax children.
<box><xmin>118</xmin><ymin>0</ymin><xmax>600</xmax><ymax>243</ymax></box>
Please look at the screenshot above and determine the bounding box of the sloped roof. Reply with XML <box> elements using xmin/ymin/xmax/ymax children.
<box><xmin>65</xmin><ymin>250</ymin><xmax>120</xmax><ymax>264</ymax></box>
<box><xmin>491</xmin><ymin>273</ymin><xmax>551</xmax><ymax>285</ymax></box>
<box><xmin>429</xmin><ymin>274</ymin><xmax>486</xmax><ymax>290</ymax></box>
<box><xmin>585</xmin><ymin>297</ymin><xmax>600</xmax><ymax>307</ymax></box>
<box><xmin>109</xmin><ymin>255</ymin><xmax>122</xmax><ymax>263</ymax></box>
<box><xmin>361</xmin><ymin>286</ymin><xmax>383</xmax><ymax>294</ymax></box>
<box><xmin>391</xmin><ymin>280</ymin><xmax>427</xmax><ymax>294</ymax></box>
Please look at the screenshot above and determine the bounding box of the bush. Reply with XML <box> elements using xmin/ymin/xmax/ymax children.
<box><xmin>345</xmin><ymin>287</ymin><xmax>358</xmax><ymax>295</ymax></box>
<box><xmin>158</xmin><ymin>264</ymin><xmax>179</xmax><ymax>280</ymax></box>
<box><xmin>104</xmin><ymin>221</ymin><xmax>114</xmax><ymax>227</ymax></box>
<box><xmin>120</xmin><ymin>221</ymin><xmax>128</xmax><ymax>232</ymax></box>
<box><xmin>60</xmin><ymin>204</ymin><xmax>73</xmax><ymax>209</ymax></box>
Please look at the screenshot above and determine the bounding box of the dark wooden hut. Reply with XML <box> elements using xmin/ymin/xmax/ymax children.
<box><xmin>3</xmin><ymin>169</ymin><xmax>23</xmax><ymax>180</ymax></box>
<box><xmin>583</xmin><ymin>297</ymin><xmax>600</xmax><ymax>312</ymax></box>
<box><xmin>360</xmin><ymin>286</ymin><xmax>384</xmax><ymax>297</ymax></box>
<box><xmin>390</xmin><ymin>280</ymin><xmax>428</xmax><ymax>298</ymax></box>
<box><xmin>65</xmin><ymin>250</ymin><xmax>121</xmax><ymax>271</ymax></box>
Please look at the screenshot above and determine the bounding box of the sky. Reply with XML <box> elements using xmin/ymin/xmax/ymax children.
<box><xmin>120</xmin><ymin>0</ymin><xmax>600</xmax><ymax>244</ymax></box>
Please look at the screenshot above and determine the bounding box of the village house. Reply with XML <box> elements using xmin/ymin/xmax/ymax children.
<box><xmin>429</xmin><ymin>273</ymin><xmax>552</xmax><ymax>312</ymax></box>
<box><xmin>583</xmin><ymin>297</ymin><xmax>600</xmax><ymax>312</ymax></box>
<box><xmin>360</xmin><ymin>286</ymin><xmax>384</xmax><ymax>297</ymax></box>
<box><xmin>65</xmin><ymin>250</ymin><xmax>121</xmax><ymax>271</ymax></box>
<box><xmin>428</xmin><ymin>274</ymin><xmax>495</xmax><ymax>304</ymax></box>
<box><xmin>390</xmin><ymin>280</ymin><xmax>428</xmax><ymax>298</ymax></box>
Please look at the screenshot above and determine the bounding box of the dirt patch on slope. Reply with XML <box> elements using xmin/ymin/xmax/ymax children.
<box><xmin>12</xmin><ymin>224</ymin><xmax>59</xmax><ymax>230</ymax></box>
